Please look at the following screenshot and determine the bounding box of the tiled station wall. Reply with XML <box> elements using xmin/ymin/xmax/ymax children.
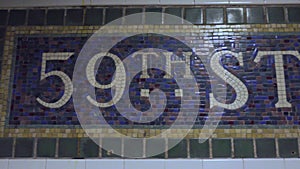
<box><xmin>0</xmin><ymin>5</ymin><xmax>300</xmax><ymax>159</ymax></box>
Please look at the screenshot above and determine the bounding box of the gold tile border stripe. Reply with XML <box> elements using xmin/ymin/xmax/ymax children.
<box><xmin>1</xmin><ymin>24</ymin><xmax>300</xmax><ymax>138</ymax></box>
<box><xmin>2</xmin><ymin>128</ymin><xmax>300</xmax><ymax>139</ymax></box>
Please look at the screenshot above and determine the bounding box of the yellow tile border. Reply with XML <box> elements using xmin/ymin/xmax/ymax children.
<box><xmin>1</xmin><ymin>24</ymin><xmax>300</xmax><ymax>138</ymax></box>
<box><xmin>2</xmin><ymin>128</ymin><xmax>300</xmax><ymax>139</ymax></box>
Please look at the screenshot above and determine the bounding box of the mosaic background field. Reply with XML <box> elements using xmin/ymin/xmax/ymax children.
<box><xmin>0</xmin><ymin>25</ymin><xmax>299</xmax><ymax>139</ymax></box>
<box><xmin>5</xmin><ymin>27</ymin><xmax>300</xmax><ymax>126</ymax></box>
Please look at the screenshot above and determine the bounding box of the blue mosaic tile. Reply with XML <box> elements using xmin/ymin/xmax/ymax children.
<box><xmin>7</xmin><ymin>33</ymin><xmax>300</xmax><ymax>127</ymax></box>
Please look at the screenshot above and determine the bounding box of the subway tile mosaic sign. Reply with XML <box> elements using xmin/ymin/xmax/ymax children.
<box><xmin>8</xmin><ymin>31</ymin><xmax>300</xmax><ymax>127</ymax></box>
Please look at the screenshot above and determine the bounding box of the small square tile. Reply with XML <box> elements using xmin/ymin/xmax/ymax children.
<box><xmin>190</xmin><ymin>139</ymin><xmax>209</xmax><ymax>158</ymax></box>
<box><xmin>105</xmin><ymin>8</ymin><xmax>123</xmax><ymax>24</ymax></box>
<box><xmin>184</xmin><ymin>8</ymin><xmax>202</xmax><ymax>24</ymax></box>
<box><xmin>125</xmin><ymin>159</ymin><xmax>164</xmax><ymax>169</ymax></box>
<box><xmin>46</xmin><ymin>159</ymin><xmax>85</xmax><ymax>169</ymax></box>
<box><xmin>166</xmin><ymin>159</ymin><xmax>202</xmax><ymax>169</ymax></box>
<box><xmin>145</xmin><ymin>8</ymin><xmax>162</xmax><ymax>24</ymax></box>
<box><xmin>234</xmin><ymin>139</ymin><xmax>254</xmax><ymax>158</ymax></box>
<box><xmin>212</xmin><ymin>139</ymin><xmax>231</xmax><ymax>158</ymax></box>
<box><xmin>278</xmin><ymin>138</ymin><xmax>298</xmax><ymax>158</ymax></box>
<box><xmin>203</xmin><ymin>159</ymin><xmax>243</xmax><ymax>169</ymax></box>
<box><xmin>146</xmin><ymin>138</ymin><xmax>165</xmax><ymax>158</ymax></box>
<box><xmin>206</xmin><ymin>8</ymin><xmax>224</xmax><ymax>24</ymax></box>
<box><xmin>58</xmin><ymin>138</ymin><xmax>78</xmax><ymax>158</ymax></box>
<box><xmin>0</xmin><ymin>10</ymin><xmax>8</xmax><ymax>25</ymax></box>
<box><xmin>28</xmin><ymin>9</ymin><xmax>45</xmax><ymax>25</ymax></box>
<box><xmin>256</xmin><ymin>138</ymin><xmax>276</xmax><ymax>158</ymax></box>
<box><xmin>244</xmin><ymin>159</ymin><xmax>284</xmax><ymax>169</ymax></box>
<box><xmin>86</xmin><ymin>159</ymin><xmax>123</xmax><ymax>169</ymax></box>
<box><xmin>227</xmin><ymin>8</ymin><xmax>244</xmax><ymax>24</ymax></box>
<box><xmin>165</xmin><ymin>8</ymin><xmax>182</xmax><ymax>21</ymax></box>
<box><xmin>8</xmin><ymin>10</ymin><xmax>27</xmax><ymax>26</ymax></box>
<box><xmin>0</xmin><ymin>138</ymin><xmax>13</xmax><ymax>158</ymax></box>
<box><xmin>288</xmin><ymin>7</ymin><xmax>300</xmax><ymax>23</ymax></box>
<box><xmin>168</xmin><ymin>139</ymin><xmax>187</xmax><ymax>158</ymax></box>
<box><xmin>15</xmin><ymin>138</ymin><xmax>33</xmax><ymax>158</ymax></box>
<box><xmin>124</xmin><ymin>8</ymin><xmax>143</xmax><ymax>24</ymax></box>
<box><xmin>80</xmin><ymin>138</ymin><xmax>99</xmax><ymax>158</ymax></box>
<box><xmin>47</xmin><ymin>9</ymin><xmax>65</xmax><ymax>25</ymax></box>
<box><xmin>125</xmin><ymin>8</ymin><xmax>143</xmax><ymax>15</ymax></box>
<box><xmin>267</xmin><ymin>7</ymin><xmax>285</xmax><ymax>23</ymax></box>
<box><xmin>37</xmin><ymin>138</ymin><xmax>56</xmax><ymax>157</ymax></box>
<box><xmin>164</xmin><ymin>8</ymin><xmax>182</xmax><ymax>24</ymax></box>
<box><xmin>66</xmin><ymin>9</ymin><xmax>83</xmax><ymax>25</ymax></box>
<box><xmin>246</xmin><ymin>7</ymin><xmax>265</xmax><ymax>23</ymax></box>
<box><xmin>85</xmin><ymin>8</ymin><xmax>103</xmax><ymax>25</ymax></box>
<box><xmin>102</xmin><ymin>138</ymin><xmax>121</xmax><ymax>158</ymax></box>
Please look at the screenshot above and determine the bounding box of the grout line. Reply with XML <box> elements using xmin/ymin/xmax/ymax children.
<box><xmin>298</xmin><ymin>137</ymin><xmax>300</xmax><ymax>158</ymax></box>
<box><xmin>99</xmin><ymin>137</ymin><xmax>102</xmax><ymax>158</ymax></box>
<box><xmin>187</xmin><ymin>138</ymin><xmax>190</xmax><ymax>158</ymax></box>
<box><xmin>63</xmin><ymin>8</ymin><xmax>66</xmax><ymax>26</ymax></box>
<box><xmin>121</xmin><ymin>137</ymin><xmax>124</xmax><ymax>157</ymax></box>
<box><xmin>24</xmin><ymin>9</ymin><xmax>29</xmax><ymax>26</ymax></box>
<box><xmin>102</xmin><ymin>8</ymin><xmax>105</xmax><ymax>25</ymax></box>
<box><xmin>12</xmin><ymin>137</ymin><xmax>16</xmax><ymax>158</ymax></box>
<box><xmin>284</xmin><ymin>7</ymin><xmax>289</xmax><ymax>23</ymax></box>
<box><xmin>143</xmin><ymin>138</ymin><xmax>146</xmax><ymax>158</ymax></box>
<box><xmin>253</xmin><ymin>138</ymin><xmax>257</xmax><ymax>158</ymax></box>
<box><xmin>33</xmin><ymin>137</ymin><xmax>38</xmax><ymax>158</ymax></box>
<box><xmin>77</xmin><ymin>138</ymin><xmax>81</xmax><ymax>157</ymax></box>
<box><xmin>55</xmin><ymin>138</ymin><xmax>59</xmax><ymax>158</ymax></box>
<box><xmin>82</xmin><ymin>8</ymin><xmax>86</xmax><ymax>26</ymax></box>
<box><xmin>209</xmin><ymin>138</ymin><xmax>212</xmax><ymax>158</ymax></box>
<box><xmin>231</xmin><ymin>138</ymin><xmax>234</xmax><ymax>158</ymax></box>
<box><xmin>165</xmin><ymin>138</ymin><xmax>168</xmax><ymax>159</ymax></box>
<box><xmin>275</xmin><ymin>138</ymin><xmax>280</xmax><ymax>158</ymax></box>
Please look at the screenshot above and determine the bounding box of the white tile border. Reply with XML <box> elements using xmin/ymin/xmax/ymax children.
<box><xmin>3</xmin><ymin>158</ymin><xmax>300</xmax><ymax>169</ymax></box>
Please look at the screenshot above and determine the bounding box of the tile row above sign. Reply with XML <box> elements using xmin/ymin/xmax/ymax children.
<box><xmin>0</xmin><ymin>6</ymin><xmax>300</xmax><ymax>26</ymax></box>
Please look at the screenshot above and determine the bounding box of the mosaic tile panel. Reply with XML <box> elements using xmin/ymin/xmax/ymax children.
<box><xmin>6</xmin><ymin>31</ymin><xmax>300</xmax><ymax>127</ymax></box>
<box><xmin>0</xmin><ymin>25</ymin><xmax>300</xmax><ymax>139</ymax></box>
